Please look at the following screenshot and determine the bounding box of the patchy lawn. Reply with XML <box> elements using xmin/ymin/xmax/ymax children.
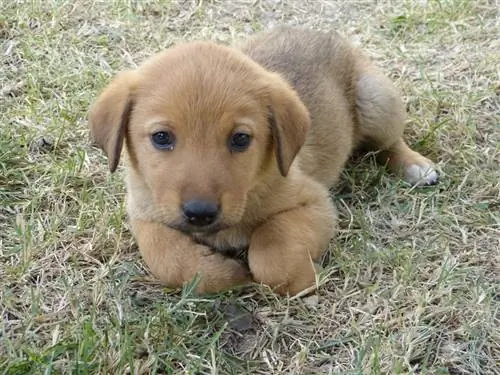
<box><xmin>0</xmin><ymin>0</ymin><xmax>498</xmax><ymax>374</ymax></box>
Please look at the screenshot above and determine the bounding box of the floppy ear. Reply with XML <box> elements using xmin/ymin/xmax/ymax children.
<box><xmin>88</xmin><ymin>71</ymin><xmax>138</xmax><ymax>172</ymax></box>
<box><xmin>267</xmin><ymin>74</ymin><xmax>310</xmax><ymax>176</ymax></box>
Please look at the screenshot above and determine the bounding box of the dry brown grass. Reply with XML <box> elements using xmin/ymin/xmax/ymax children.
<box><xmin>1</xmin><ymin>0</ymin><xmax>498</xmax><ymax>374</ymax></box>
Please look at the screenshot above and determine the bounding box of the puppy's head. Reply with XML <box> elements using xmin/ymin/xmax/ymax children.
<box><xmin>89</xmin><ymin>42</ymin><xmax>309</xmax><ymax>233</ymax></box>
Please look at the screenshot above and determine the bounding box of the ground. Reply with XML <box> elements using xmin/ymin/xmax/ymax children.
<box><xmin>0</xmin><ymin>0</ymin><xmax>498</xmax><ymax>374</ymax></box>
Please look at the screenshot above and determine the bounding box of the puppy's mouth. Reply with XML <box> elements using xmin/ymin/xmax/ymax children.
<box><xmin>167</xmin><ymin>221</ymin><xmax>230</xmax><ymax>235</ymax></box>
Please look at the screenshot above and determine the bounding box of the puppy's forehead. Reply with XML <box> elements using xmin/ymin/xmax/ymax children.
<box><xmin>135</xmin><ymin>42</ymin><xmax>269</xmax><ymax>120</ymax></box>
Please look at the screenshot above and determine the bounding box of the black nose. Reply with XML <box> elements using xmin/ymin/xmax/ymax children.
<box><xmin>182</xmin><ymin>199</ymin><xmax>219</xmax><ymax>226</ymax></box>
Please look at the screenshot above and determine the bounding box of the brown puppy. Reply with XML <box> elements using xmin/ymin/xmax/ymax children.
<box><xmin>89</xmin><ymin>27</ymin><xmax>437</xmax><ymax>295</ymax></box>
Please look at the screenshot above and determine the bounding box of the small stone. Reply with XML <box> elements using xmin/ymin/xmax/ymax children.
<box><xmin>29</xmin><ymin>136</ymin><xmax>54</xmax><ymax>153</ymax></box>
<box><xmin>303</xmin><ymin>294</ymin><xmax>319</xmax><ymax>308</ymax></box>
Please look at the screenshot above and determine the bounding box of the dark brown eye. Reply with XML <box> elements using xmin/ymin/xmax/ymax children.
<box><xmin>152</xmin><ymin>131</ymin><xmax>176</xmax><ymax>151</ymax></box>
<box><xmin>229</xmin><ymin>133</ymin><xmax>252</xmax><ymax>152</ymax></box>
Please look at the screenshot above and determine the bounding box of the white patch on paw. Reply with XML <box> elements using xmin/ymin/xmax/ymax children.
<box><xmin>404</xmin><ymin>164</ymin><xmax>439</xmax><ymax>186</ymax></box>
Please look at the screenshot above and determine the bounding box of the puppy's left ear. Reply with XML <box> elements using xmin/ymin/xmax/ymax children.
<box><xmin>267</xmin><ymin>73</ymin><xmax>310</xmax><ymax>176</ymax></box>
<box><xmin>89</xmin><ymin>71</ymin><xmax>138</xmax><ymax>173</ymax></box>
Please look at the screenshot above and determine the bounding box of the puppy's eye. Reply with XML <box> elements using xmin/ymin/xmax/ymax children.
<box><xmin>229</xmin><ymin>133</ymin><xmax>252</xmax><ymax>152</ymax></box>
<box><xmin>151</xmin><ymin>131</ymin><xmax>176</xmax><ymax>150</ymax></box>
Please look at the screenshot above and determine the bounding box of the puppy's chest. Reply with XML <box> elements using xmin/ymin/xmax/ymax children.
<box><xmin>191</xmin><ymin>227</ymin><xmax>250</xmax><ymax>259</ymax></box>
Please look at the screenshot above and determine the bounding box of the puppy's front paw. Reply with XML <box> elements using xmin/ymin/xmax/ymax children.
<box><xmin>248</xmin><ymin>243</ymin><xmax>318</xmax><ymax>296</ymax></box>
<box><xmin>196</xmin><ymin>252</ymin><xmax>252</xmax><ymax>293</ymax></box>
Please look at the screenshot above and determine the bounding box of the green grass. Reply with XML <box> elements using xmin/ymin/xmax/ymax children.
<box><xmin>1</xmin><ymin>0</ymin><xmax>498</xmax><ymax>374</ymax></box>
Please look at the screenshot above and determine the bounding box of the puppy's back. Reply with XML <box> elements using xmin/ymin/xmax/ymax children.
<box><xmin>241</xmin><ymin>27</ymin><xmax>357</xmax><ymax>106</ymax></box>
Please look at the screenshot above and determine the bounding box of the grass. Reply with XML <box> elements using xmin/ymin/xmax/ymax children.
<box><xmin>0</xmin><ymin>0</ymin><xmax>498</xmax><ymax>374</ymax></box>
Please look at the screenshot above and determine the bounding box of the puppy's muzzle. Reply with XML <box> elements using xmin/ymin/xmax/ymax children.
<box><xmin>182</xmin><ymin>199</ymin><xmax>220</xmax><ymax>227</ymax></box>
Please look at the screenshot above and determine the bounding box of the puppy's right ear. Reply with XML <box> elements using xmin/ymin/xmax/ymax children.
<box><xmin>89</xmin><ymin>71</ymin><xmax>138</xmax><ymax>172</ymax></box>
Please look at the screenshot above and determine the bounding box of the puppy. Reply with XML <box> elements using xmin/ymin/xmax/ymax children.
<box><xmin>89</xmin><ymin>27</ymin><xmax>437</xmax><ymax>295</ymax></box>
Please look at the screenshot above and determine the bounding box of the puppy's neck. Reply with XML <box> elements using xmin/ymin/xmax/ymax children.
<box><xmin>243</xmin><ymin>161</ymin><xmax>321</xmax><ymax>221</ymax></box>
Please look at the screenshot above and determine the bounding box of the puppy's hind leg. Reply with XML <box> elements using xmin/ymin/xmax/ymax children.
<box><xmin>355</xmin><ymin>68</ymin><xmax>438</xmax><ymax>186</ymax></box>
